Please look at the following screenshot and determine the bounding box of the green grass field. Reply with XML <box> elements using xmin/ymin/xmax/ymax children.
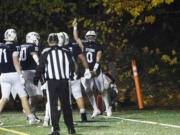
<box><xmin>0</xmin><ymin>109</ymin><xmax>180</xmax><ymax>135</ymax></box>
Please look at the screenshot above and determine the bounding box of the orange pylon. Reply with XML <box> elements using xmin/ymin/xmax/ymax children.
<box><xmin>132</xmin><ymin>60</ymin><xmax>144</xmax><ymax>109</ymax></box>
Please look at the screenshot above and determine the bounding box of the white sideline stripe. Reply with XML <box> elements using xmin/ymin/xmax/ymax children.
<box><xmin>100</xmin><ymin>115</ymin><xmax>180</xmax><ymax>129</ymax></box>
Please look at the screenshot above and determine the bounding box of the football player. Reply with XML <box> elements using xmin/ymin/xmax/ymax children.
<box><xmin>43</xmin><ymin>32</ymin><xmax>91</xmax><ymax>127</ymax></box>
<box><xmin>59</xmin><ymin>32</ymin><xmax>91</xmax><ymax>120</ymax></box>
<box><xmin>19</xmin><ymin>32</ymin><xmax>43</xmax><ymax>118</ymax></box>
<box><xmin>103</xmin><ymin>72</ymin><xmax>119</xmax><ymax>111</ymax></box>
<box><xmin>0</xmin><ymin>29</ymin><xmax>40</xmax><ymax>125</ymax></box>
<box><xmin>72</xmin><ymin>18</ymin><xmax>112</xmax><ymax>118</ymax></box>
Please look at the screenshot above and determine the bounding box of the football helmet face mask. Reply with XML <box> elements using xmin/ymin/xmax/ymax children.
<box><xmin>4</xmin><ymin>28</ymin><xmax>17</xmax><ymax>42</ymax></box>
<box><xmin>57</xmin><ymin>32</ymin><xmax>69</xmax><ymax>46</ymax></box>
<box><xmin>85</xmin><ymin>30</ymin><xmax>97</xmax><ymax>42</ymax></box>
<box><xmin>26</xmin><ymin>32</ymin><xmax>40</xmax><ymax>46</ymax></box>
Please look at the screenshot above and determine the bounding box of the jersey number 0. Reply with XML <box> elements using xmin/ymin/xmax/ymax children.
<box><xmin>19</xmin><ymin>48</ymin><xmax>27</xmax><ymax>61</ymax></box>
<box><xmin>86</xmin><ymin>52</ymin><xmax>93</xmax><ymax>63</ymax></box>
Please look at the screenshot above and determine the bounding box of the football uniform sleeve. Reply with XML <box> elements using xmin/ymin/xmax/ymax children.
<box><xmin>96</xmin><ymin>44</ymin><xmax>103</xmax><ymax>52</ymax></box>
<box><xmin>73</xmin><ymin>44</ymin><xmax>83</xmax><ymax>59</ymax></box>
<box><xmin>30</xmin><ymin>45</ymin><xmax>39</xmax><ymax>53</ymax></box>
<box><xmin>15</xmin><ymin>45</ymin><xmax>20</xmax><ymax>51</ymax></box>
<box><xmin>12</xmin><ymin>45</ymin><xmax>20</xmax><ymax>55</ymax></box>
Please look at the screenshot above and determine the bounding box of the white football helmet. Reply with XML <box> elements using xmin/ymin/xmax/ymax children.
<box><xmin>4</xmin><ymin>28</ymin><xmax>17</xmax><ymax>42</ymax></box>
<box><xmin>57</xmin><ymin>32</ymin><xmax>69</xmax><ymax>46</ymax></box>
<box><xmin>85</xmin><ymin>30</ymin><xmax>97</xmax><ymax>42</ymax></box>
<box><xmin>26</xmin><ymin>32</ymin><xmax>40</xmax><ymax>46</ymax></box>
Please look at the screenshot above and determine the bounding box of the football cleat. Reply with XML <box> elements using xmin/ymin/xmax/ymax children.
<box><xmin>29</xmin><ymin>118</ymin><xmax>41</xmax><ymax>124</ymax></box>
<box><xmin>81</xmin><ymin>113</ymin><xmax>87</xmax><ymax>122</ymax></box>
<box><xmin>68</xmin><ymin>128</ymin><xmax>76</xmax><ymax>134</ymax></box>
<box><xmin>91</xmin><ymin>108</ymin><xmax>101</xmax><ymax>118</ymax></box>
<box><xmin>48</xmin><ymin>131</ymin><xmax>60</xmax><ymax>135</ymax></box>
<box><xmin>106</xmin><ymin>106</ymin><xmax>112</xmax><ymax>117</ymax></box>
<box><xmin>0</xmin><ymin>121</ymin><xmax>3</xmax><ymax>126</ymax></box>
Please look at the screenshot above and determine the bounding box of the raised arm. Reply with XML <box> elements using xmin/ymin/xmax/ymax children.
<box><xmin>72</xmin><ymin>18</ymin><xmax>84</xmax><ymax>51</ymax></box>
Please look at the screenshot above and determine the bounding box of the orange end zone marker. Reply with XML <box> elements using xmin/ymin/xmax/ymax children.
<box><xmin>132</xmin><ymin>60</ymin><xmax>144</xmax><ymax>109</ymax></box>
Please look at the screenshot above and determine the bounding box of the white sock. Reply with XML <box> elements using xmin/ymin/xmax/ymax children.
<box><xmin>28</xmin><ymin>97</ymin><xmax>32</xmax><ymax>106</ymax></box>
<box><xmin>88</xmin><ymin>95</ymin><xmax>98</xmax><ymax>110</ymax></box>
<box><xmin>102</xmin><ymin>91</ymin><xmax>110</xmax><ymax>111</ymax></box>
<box><xmin>80</xmin><ymin>108</ymin><xmax>85</xmax><ymax>114</ymax></box>
<box><xmin>45</xmin><ymin>102</ymin><xmax>50</xmax><ymax>119</ymax></box>
<box><xmin>57</xmin><ymin>106</ymin><xmax>61</xmax><ymax>111</ymax></box>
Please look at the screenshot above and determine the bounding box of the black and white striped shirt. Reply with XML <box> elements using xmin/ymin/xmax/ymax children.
<box><xmin>34</xmin><ymin>46</ymin><xmax>75</xmax><ymax>82</ymax></box>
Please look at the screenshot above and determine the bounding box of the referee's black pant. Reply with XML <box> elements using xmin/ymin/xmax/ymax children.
<box><xmin>47</xmin><ymin>79</ymin><xmax>74</xmax><ymax>131</ymax></box>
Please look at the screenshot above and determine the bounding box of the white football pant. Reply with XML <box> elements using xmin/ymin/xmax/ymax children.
<box><xmin>0</xmin><ymin>72</ymin><xmax>27</xmax><ymax>100</ymax></box>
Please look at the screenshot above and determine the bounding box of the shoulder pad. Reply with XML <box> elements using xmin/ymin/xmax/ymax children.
<box><xmin>41</xmin><ymin>48</ymin><xmax>51</xmax><ymax>54</ymax></box>
<box><xmin>0</xmin><ymin>43</ymin><xmax>5</xmax><ymax>47</ymax></box>
<box><xmin>81</xmin><ymin>40</ymin><xmax>87</xmax><ymax>43</ymax></box>
<box><xmin>62</xmin><ymin>47</ymin><xmax>70</xmax><ymax>52</ymax></box>
<box><xmin>21</xmin><ymin>43</ymin><xmax>33</xmax><ymax>47</ymax></box>
<box><xmin>72</xmin><ymin>42</ymin><xmax>78</xmax><ymax>46</ymax></box>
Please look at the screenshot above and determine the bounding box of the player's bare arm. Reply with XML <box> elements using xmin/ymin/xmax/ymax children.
<box><xmin>13</xmin><ymin>54</ymin><xmax>23</xmax><ymax>75</ymax></box>
<box><xmin>31</xmin><ymin>52</ymin><xmax>39</xmax><ymax>65</ymax></box>
<box><xmin>72</xmin><ymin>18</ymin><xmax>84</xmax><ymax>51</ymax></box>
<box><xmin>78</xmin><ymin>53</ymin><xmax>89</xmax><ymax>69</ymax></box>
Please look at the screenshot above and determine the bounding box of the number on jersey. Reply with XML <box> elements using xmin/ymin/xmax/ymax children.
<box><xmin>86</xmin><ymin>52</ymin><xmax>93</xmax><ymax>63</ymax></box>
<box><xmin>0</xmin><ymin>48</ymin><xmax>8</xmax><ymax>63</ymax></box>
<box><xmin>19</xmin><ymin>48</ymin><xmax>27</xmax><ymax>61</ymax></box>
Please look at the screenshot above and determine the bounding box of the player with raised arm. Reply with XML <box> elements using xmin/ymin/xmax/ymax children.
<box><xmin>58</xmin><ymin>32</ymin><xmax>91</xmax><ymax>121</ymax></box>
<box><xmin>19</xmin><ymin>32</ymin><xmax>43</xmax><ymax>119</ymax></box>
<box><xmin>0</xmin><ymin>29</ymin><xmax>40</xmax><ymax>125</ymax></box>
<box><xmin>72</xmin><ymin>18</ymin><xmax>112</xmax><ymax>118</ymax></box>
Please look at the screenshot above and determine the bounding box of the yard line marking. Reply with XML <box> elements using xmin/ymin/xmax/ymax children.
<box><xmin>2</xmin><ymin>124</ymin><xmax>41</xmax><ymax>128</ymax></box>
<box><xmin>0</xmin><ymin>127</ymin><xmax>30</xmax><ymax>135</ymax></box>
<box><xmin>100</xmin><ymin>115</ymin><xmax>180</xmax><ymax>129</ymax></box>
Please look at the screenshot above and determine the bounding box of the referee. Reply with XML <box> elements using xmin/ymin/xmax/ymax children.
<box><xmin>33</xmin><ymin>33</ymin><xmax>75</xmax><ymax>135</ymax></box>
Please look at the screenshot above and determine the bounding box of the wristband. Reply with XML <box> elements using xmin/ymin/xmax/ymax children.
<box><xmin>85</xmin><ymin>68</ymin><xmax>90</xmax><ymax>72</ymax></box>
<box><xmin>73</xmin><ymin>26</ymin><xmax>77</xmax><ymax>31</ymax></box>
